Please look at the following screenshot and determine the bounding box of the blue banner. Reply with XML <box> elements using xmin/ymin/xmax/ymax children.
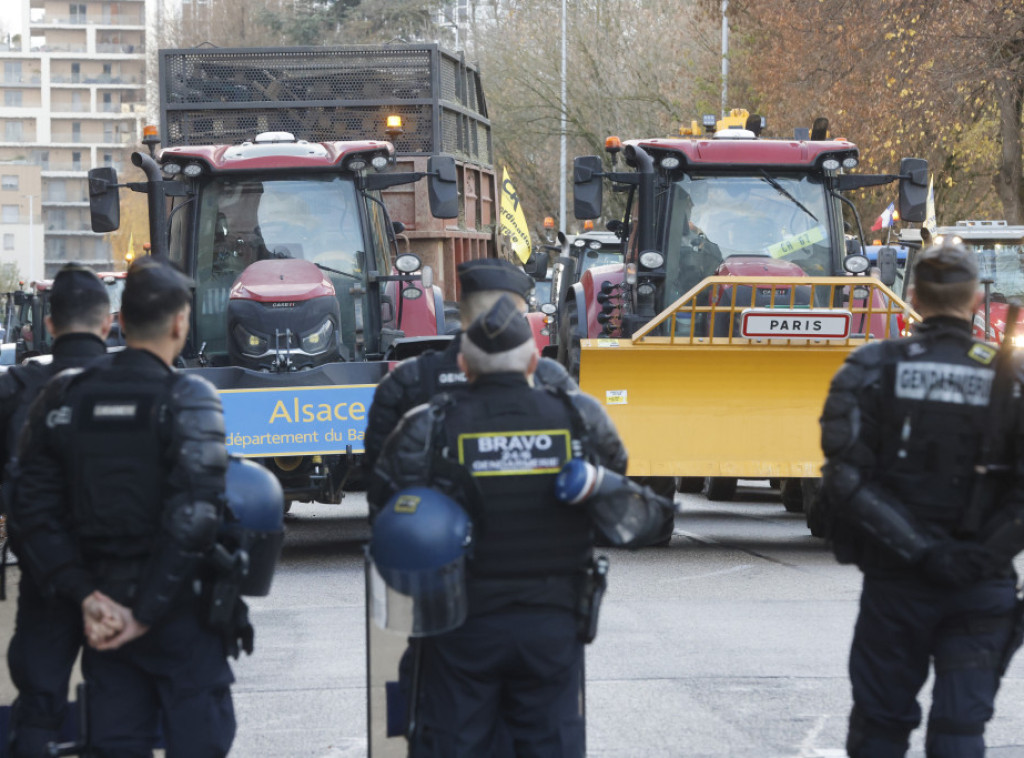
<box><xmin>219</xmin><ymin>383</ymin><xmax>377</xmax><ymax>457</ymax></box>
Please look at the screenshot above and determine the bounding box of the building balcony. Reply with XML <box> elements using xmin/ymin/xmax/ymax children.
<box><xmin>29</xmin><ymin>44</ymin><xmax>90</xmax><ymax>53</ymax></box>
<box><xmin>45</xmin><ymin>227</ymin><xmax>100</xmax><ymax>235</ymax></box>
<box><xmin>2</xmin><ymin>76</ymin><xmax>43</xmax><ymax>87</ymax></box>
<box><xmin>50</xmin><ymin>75</ymin><xmax>143</xmax><ymax>86</ymax></box>
<box><xmin>95</xmin><ymin>43</ymin><xmax>144</xmax><ymax>54</ymax></box>
<box><xmin>31</xmin><ymin>13</ymin><xmax>145</xmax><ymax>27</ymax></box>
<box><xmin>42</xmin><ymin>201</ymin><xmax>90</xmax><ymax>208</ymax></box>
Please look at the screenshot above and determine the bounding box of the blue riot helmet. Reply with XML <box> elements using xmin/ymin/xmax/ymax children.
<box><xmin>222</xmin><ymin>457</ymin><xmax>286</xmax><ymax>597</ymax></box>
<box><xmin>368</xmin><ymin>487</ymin><xmax>472</xmax><ymax>637</ymax></box>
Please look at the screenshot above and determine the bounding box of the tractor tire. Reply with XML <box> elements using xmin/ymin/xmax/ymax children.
<box><xmin>703</xmin><ymin>476</ymin><xmax>737</xmax><ymax>502</ymax></box>
<box><xmin>803</xmin><ymin>478</ymin><xmax>826</xmax><ymax>537</ymax></box>
<box><xmin>780</xmin><ymin>478</ymin><xmax>805</xmax><ymax>513</ymax></box>
<box><xmin>676</xmin><ymin>476</ymin><xmax>704</xmax><ymax>494</ymax></box>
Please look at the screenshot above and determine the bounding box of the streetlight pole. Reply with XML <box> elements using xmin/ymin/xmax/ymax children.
<box><xmin>721</xmin><ymin>0</ymin><xmax>729</xmax><ymax>117</ymax></box>
<box><xmin>27</xmin><ymin>193</ymin><xmax>36</xmax><ymax>282</ymax></box>
<box><xmin>559</xmin><ymin>0</ymin><xmax>567</xmax><ymax>236</ymax></box>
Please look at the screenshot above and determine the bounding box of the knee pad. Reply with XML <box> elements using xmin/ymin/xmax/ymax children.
<box><xmin>848</xmin><ymin>706</ymin><xmax>912</xmax><ymax>758</ymax></box>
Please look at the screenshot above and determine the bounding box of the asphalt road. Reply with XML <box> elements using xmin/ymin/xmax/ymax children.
<box><xmin>4</xmin><ymin>482</ymin><xmax>1024</xmax><ymax>757</ymax></box>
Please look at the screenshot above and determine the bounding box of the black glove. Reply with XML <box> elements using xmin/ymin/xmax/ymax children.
<box><xmin>921</xmin><ymin>541</ymin><xmax>996</xmax><ymax>588</ymax></box>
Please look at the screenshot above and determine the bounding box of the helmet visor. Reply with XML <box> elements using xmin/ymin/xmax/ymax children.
<box><xmin>369</xmin><ymin>554</ymin><xmax>468</xmax><ymax>637</ymax></box>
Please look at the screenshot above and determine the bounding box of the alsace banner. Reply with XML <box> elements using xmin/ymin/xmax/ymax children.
<box><xmin>500</xmin><ymin>167</ymin><xmax>532</xmax><ymax>264</ymax></box>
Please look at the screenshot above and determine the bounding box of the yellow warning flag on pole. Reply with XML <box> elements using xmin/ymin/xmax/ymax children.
<box><xmin>126</xmin><ymin>230</ymin><xmax>135</xmax><ymax>263</ymax></box>
<box><xmin>924</xmin><ymin>176</ymin><xmax>937</xmax><ymax>235</ymax></box>
<box><xmin>500</xmin><ymin>167</ymin><xmax>532</xmax><ymax>264</ymax></box>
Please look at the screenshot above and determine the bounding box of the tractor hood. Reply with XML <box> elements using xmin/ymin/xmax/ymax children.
<box><xmin>716</xmin><ymin>256</ymin><xmax>808</xmax><ymax>278</ymax></box>
<box><xmin>229</xmin><ymin>259</ymin><xmax>335</xmax><ymax>303</ymax></box>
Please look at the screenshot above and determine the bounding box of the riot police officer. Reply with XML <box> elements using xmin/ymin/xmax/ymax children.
<box><xmin>0</xmin><ymin>264</ymin><xmax>111</xmax><ymax>757</ymax></box>
<box><xmin>10</xmin><ymin>258</ymin><xmax>236</xmax><ymax>756</ymax></box>
<box><xmin>369</xmin><ymin>295</ymin><xmax>672</xmax><ymax>757</ymax></box>
<box><xmin>820</xmin><ymin>239</ymin><xmax>1024</xmax><ymax>758</ymax></box>
<box><xmin>363</xmin><ymin>257</ymin><xmax>574</xmax><ymax>476</ymax></box>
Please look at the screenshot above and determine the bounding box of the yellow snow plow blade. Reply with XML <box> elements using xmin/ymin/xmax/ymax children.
<box><xmin>578</xmin><ymin>276</ymin><xmax>917</xmax><ymax>478</ymax></box>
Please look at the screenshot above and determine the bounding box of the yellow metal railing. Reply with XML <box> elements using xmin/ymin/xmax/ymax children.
<box><xmin>628</xmin><ymin>276</ymin><xmax>920</xmax><ymax>347</ymax></box>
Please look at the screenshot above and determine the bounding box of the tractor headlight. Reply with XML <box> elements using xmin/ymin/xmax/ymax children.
<box><xmin>822</xmin><ymin>158</ymin><xmax>841</xmax><ymax>171</ymax></box>
<box><xmin>843</xmin><ymin>254</ymin><xmax>870</xmax><ymax>274</ymax></box>
<box><xmin>394</xmin><ymin>253</ymin><xmax>422</xmax><ymax>273</ymax></box>
<box><xmin>639</xmin><ymin>251</ymin><xmax>665</xmax><ymax>269</ymax></box>
<box><xmin>233</xmin><ymin>324</ymin><xmax>267</xmax><ymax>357</ymax></box>
<box><xmin>182</xmin><ymin>162</ymin><xmax>204</xmax><ymax>178</ymax></box>
<box><xmin>301</xmin><ymin>319</ymin><xmax>334</xmax><ymax>354</ymax></box>
<box><xmin>637</xmin><ymin>283</ymin><xmax>656</xmax><ymax>297</ymax></box>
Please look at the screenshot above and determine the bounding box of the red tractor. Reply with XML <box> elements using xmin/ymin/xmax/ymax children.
<box><xmin>563</xmin><ymin>110</ymin><xmax>928</xmax><ymax>526</ymax></box>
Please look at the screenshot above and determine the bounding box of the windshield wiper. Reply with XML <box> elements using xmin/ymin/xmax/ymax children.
<box><xmin>759</xmin><ymin>170</ymin><xmax>818</xmax><ymax>223</ymax></box>
<box><xmin>314</xmin><ymin>261</ymin><xmax>360</xmax><ymax>281</ymax></box>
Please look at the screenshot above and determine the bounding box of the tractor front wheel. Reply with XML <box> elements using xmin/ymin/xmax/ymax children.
<box><xmin>703</xmin><ymin>476</ymin><xmax>737</xmax><ymax>502</ymax></box>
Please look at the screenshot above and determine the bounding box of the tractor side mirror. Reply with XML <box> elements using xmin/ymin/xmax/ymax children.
<box><xmin>524</xmin><ymin>252</ymin><xmax>549</xmax><ymax>281</ymax></box>
<box><xmin>877</xmin><ymin>247</ymin><xmax>899</xmax><ymax>287</ymax></box>
<box><xmin>427</xmin><ymin>155</ymin><xmax>459</xmax><ymax>219</ymax></box>
<box><xmin>573</xmin><ymin>156</ymin><xmax>603</xmax><ymax>220</ymax></box>
<box><xmin>898</xmin><ymin>157</ymin><xmax>928</xmax><ymax>224</ymax></box>
<box><xmin>88</xmin><ymin>167</ymin><xmax>121</xmax><ymax>233</ymax></box>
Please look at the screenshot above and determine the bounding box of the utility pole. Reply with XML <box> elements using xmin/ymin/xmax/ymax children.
<box><xmin>559</xmin><ymin>0</ymin><xmax>567</xmax><ymax>235</ymax></box>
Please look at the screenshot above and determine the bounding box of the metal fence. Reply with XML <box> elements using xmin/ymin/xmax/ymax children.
<box><xmin>159</xmin><ymin>44</ymin><xmax>492</xmax><ymax>166</ymax></box>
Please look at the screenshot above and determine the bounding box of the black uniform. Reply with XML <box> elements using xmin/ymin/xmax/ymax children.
<box><xmin>369</xmin><ymin>370</ymin><xmax>667</xmax><ymax>757</ymax></box>
<box><xmin>820</xmin><ymin>316</ymin><xmax>1024</xmax><ymax>758</ymax></box>
<box><xmin>10</xmin><ymin>347</ymin><xmax>235</xmax><ymax>757</ymax></box>
<box><xmin>0</xmin><ymin>333</ymin><xmax>107</xmax><ymax>757</ymax></box>
<box><xmin>363</xmin><ymin>336</ymin><xmax>575</xmax><ymax>476</ymax></box>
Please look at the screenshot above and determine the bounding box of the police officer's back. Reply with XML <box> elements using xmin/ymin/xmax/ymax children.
<box><xmin>369</xmin><ymin>296</ymin><xmax>671</xmax><ymax>757</ymax></box>
<box><xmin>10</xmin><ymin>258</ymin><xmax>237</xmax><ymax>757</ymax></box>
<box><xmin>363</xmin><ymin>258</ymin><xmax>574</xmax><ymax>476</ymax></box>
<box><xmin>820</xmin><ymin>240</ymin><xmax>1024</xmax><ymax>758</ymax></box>
<box><xmin>0</xmin><ymin>265</ymin><xmax>110</xmax><ymax>758</ymax></box>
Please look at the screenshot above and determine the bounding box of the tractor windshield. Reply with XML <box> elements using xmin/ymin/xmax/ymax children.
<box><xmin>976</xmin><ymin>240</ymin><xmax>1024</xmax><ymax>302</ymax></box>
<box><xmin>662</xmin><ymin>173</ymin><xmax>834</xmax><ymax>304</ymax></box>
<box><xmin>185</xmin><ymin>174</ymin><xmax>373</xmax><ymax>362</ymax></box>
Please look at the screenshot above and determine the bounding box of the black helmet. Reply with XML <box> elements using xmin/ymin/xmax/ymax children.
<box><xmin>223</xmin><ymin>458</ymin><xmax>286</xmax><ymax>597</ymax></box>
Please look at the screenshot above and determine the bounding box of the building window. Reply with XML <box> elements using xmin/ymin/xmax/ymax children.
<box><xmin>4</xmin><ymin>62</ymin><xmax>22</xmax><ymax>84</ymax></box>
<box><xmin>2</xmin><ymin>175</ymin><xmax>17</xmax><ymax>190</ymax></box>
<box><xmin>69</xmin><ymin>3</ymin><xmax>87</xmax><ymax>22</ymax></box>
<box><xmin>2</xmin><ymin>205</ymin><xmax>19</xmax><ymax>223</ymax></box>
<box><xmin>4</xmin><ymin>121</ymin><xmax>23</xmax><ymax>141</ymax></box>
<box><xmin>71</xmin><ymin>123</ymin><xmax>81</xmax><ymax>143</ymax></box>
<box><xmin>3</xmin><ymin>234</ymin><xmax>13</xmax><ymax>251</ymax></box>
<box><xmin>4</xmin><ymin>90</ymin><xmax>22</xmax><ymax>107</ymax></box>
<box><xmin>71</xmin><ymin>151</ymin><xmax>82</xmax><ymax>170</ymax></box>
<box><xmin>71</xmin><ymin>62</ymin><xmax>80</xmax><ymax>83</ymax></box>
<box><xmin>32</xmin><ymin>150</ymin><xmax>49</xmax><ymax>169</ymax></box>
<box><xmin>103</xmin><ymin>153</ymin><xmax>113</xmax><ymax>166</ymax></box>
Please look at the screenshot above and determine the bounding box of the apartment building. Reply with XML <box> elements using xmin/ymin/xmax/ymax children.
<box><xmin>0</xmin><ymin>0</ymin><xmax>149</xmax><ymax>278</ymax></box>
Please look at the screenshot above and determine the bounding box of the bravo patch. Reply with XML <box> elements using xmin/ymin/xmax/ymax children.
<box><xmin>895</xmin><ymin>361</ymin><xmax>994</xmax><ymax>406</ymax></box>
<box><xmin>968</xmin><ymin>343</ymin><xmax>997</xmax><ymax>366</ymax></box>
<box><xmin>458</xmin><ymin>429</ymin><xmax>571</xmax><ymax>476</ymax></box>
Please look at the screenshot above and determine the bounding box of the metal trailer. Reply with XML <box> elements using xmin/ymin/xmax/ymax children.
<box><xmin>158</xmin><ymin>44</ymin><xmax>498</xmax><ymax>301</ymax></box>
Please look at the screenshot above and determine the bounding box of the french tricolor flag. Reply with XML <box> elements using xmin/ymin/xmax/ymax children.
<box><xmin>870</xmin><ymin>202</ymin><xmax>895</xmax><ymax>232</ymax></box>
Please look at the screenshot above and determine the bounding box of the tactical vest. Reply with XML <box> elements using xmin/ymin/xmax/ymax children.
<box><xmin>417</xmin><ymin>341</ymin><xmax>467</xmax><ymax>401</ymax></box>
<box><xmin>875</xmin><ymin>325</ymin><xmax>997</xmax><ymax>531</ymax></box>
<box><xmin>60</xmin><ymin>364</ymin><xmax>177</xmax><ymax>559</ymax></box>
<box><xmin>440</xmin><ymin>379</ymin><xmax>592</xmax><ymax>582</ymax></box>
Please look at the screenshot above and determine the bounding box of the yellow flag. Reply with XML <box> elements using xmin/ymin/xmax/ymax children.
<box><xmin>924</xmin><ymin>176</ymin><xmax>937</xmax><ymax>235</ymax></box>
<box><xmin>126</xmin><ymin>230</ymin><xmax>135</xmax><ymax>262</ymax></box>
<box><xmin>500</xmin><ymin>167</ymin><xmax>532</xmax><ymax>264</ymax></box>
